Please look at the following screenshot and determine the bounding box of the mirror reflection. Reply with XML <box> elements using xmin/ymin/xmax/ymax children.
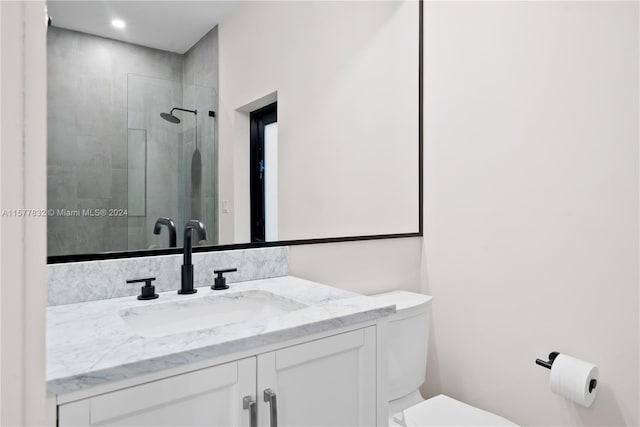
<box><xmin>46</xmin><ymin>1</ymin><xmax>419</xmax><ymax>258</ymax></box>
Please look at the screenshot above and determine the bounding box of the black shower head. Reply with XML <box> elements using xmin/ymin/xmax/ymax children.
<box><xmin>160</xmin><ymin>107</ymin><xmax>197</xmax><ymax>124</ymax></box>
<box><xmin>160</xmin><ymin>112</ymin><xmax>181</xmax><ymax>124</ymax></box>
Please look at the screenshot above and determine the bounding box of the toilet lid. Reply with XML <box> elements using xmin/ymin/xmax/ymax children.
<box><xmin>402</xmin><ymin>395</ymin><xmax>519</xmax><ymax>426</ymax></box>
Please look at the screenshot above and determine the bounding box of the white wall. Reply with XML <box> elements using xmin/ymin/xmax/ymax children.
<box><xmin>218</xmin><ymin>1</ymin><xmax>419</xmax><ymax>244</ymax></box>
<box><xmin>0</xmin><ymin>1</ymin><xmax>54</xmax><ymax>425</ymax></box>
<box><xmin>289</xmin><ymin>237</ymin><xmax>422</xmax><ymax>295</ymax></box>
<box><xmin>422</xmin><ymin>2</ymin><xmax>639</xmax><ymax>426</ymax></box>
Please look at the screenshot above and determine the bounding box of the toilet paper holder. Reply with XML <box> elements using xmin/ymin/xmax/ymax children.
<box><xmin>535</xmin><ymin>351</ymin><xmax>560</xmax><ymax>369</ymax></box>
<box><xmin>535</xmin><ymin>351</ymin><xmax>598</xmax><ymax>393</ymax></box>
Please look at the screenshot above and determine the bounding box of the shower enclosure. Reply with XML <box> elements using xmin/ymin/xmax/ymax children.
<box><xmin>127</xmin><ymin>73</ymin><xmax>218</xmax><ymax>250</ymax></box>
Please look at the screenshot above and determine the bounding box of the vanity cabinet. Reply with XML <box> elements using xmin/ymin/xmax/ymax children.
<box><xmin>257</xmin><ymin>327</ymin><xmax>376</xmax><ymax>426</ymax></box>
<box><xmin>58</xmin><ymin>358</ymin><xmax>256</xmax><ymax>426</ymax></box>
<box><xmin>58</xmin><ymin>327</ymin><xmax>377</xmax><ymax>427</ymax></box>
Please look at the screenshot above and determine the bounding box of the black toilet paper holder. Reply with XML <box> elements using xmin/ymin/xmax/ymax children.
<box><xmin>535</xmin><ymin>351</ymin><xmax>597</xmax><ymax>393</ymax></box>
<box><xmin>535</xmin><ymin>351</ymin><xmax>560</xmax><ymax>369</ymax></box>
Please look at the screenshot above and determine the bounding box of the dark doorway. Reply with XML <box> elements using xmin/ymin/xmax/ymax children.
<box><xmin>249</xmin><ymin>102</ymin><xmax>277</xmax><ymax>242</ymax></box>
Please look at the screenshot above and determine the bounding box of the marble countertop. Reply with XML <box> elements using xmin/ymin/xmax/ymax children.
<box><xmin>47</xmin><ymin>276</ymin><xmax>395</xmax><ymax>395</ymax></box>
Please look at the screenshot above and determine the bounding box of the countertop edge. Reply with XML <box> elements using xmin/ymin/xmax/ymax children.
<box><xmin>48</xmin><ymin>303</ymin><xmax>394</xmax><ymax>396</ymax></box>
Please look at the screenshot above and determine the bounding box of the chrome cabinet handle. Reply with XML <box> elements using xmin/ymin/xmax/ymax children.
<box><xmin>263</xmin><ymin>388</ymin><xmax>278</xmax><ymax>427</ymax></box>
<box><xmin>243</xmin><ymin>395</ymin><xmax>257</xmax><ymax>427</ymax></box>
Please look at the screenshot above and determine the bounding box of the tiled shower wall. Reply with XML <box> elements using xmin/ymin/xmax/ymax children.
<box><xmin>47</xmin><ymin>27</ymin><xmax>182</xmax><ymax>256</ymax></box>
<box><xmin>183</xmin><ymin>27</ymin><xmax>220</xmax><ymax>245</ymax></box>
<box><xmin>47</xmin><ymin>26</ymin><xmax>219</xmax><ymax>256</ymax></box>
<box><xmin>126</xmin><ymin>74</ymin><xmax>184</xmax><ymax>249</ymax></box>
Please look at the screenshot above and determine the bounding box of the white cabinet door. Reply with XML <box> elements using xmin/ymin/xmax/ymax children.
<box><xmin>257</xmin><ymin>327</ymin><xmax>377</xmax><ymax>427</ymax></box>
<box><xmin>59</xmin><ymin>358</ymin><xmax>256</xmax><ymax>427</ymax></box>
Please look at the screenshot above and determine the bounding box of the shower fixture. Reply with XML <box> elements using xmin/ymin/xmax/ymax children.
<box><xmin>160</xmin><ymin>106</ymin><xmax>216</xmax><ymax>191</ymax></box>
<box><xmin>160</xmin><ymin>107</ymin><xmax>197</xmax><ymax>124</ymax></box>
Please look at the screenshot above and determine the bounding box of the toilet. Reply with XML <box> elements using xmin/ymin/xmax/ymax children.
<box><xmin>371</xmin><ymin>291</ymin><xmax>519</xmax><ymax>427</ymax></box>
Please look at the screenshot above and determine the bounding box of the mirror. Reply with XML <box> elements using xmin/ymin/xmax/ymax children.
<box><xmin>46</xmin><ymin>0</ymin><xmax>420</xmax><ymax>260</ymax></box>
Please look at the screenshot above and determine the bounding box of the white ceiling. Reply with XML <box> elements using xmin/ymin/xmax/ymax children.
<box><xmin>47</xmin><ymin>1</ymin><xmax>238</xmax><ymax>54</ymax></box>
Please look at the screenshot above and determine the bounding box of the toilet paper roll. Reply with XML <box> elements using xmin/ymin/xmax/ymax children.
<box><xmin>549</xmin><ymin>353</ymin><xmax>599</xmax><ymax>408</ymax></box>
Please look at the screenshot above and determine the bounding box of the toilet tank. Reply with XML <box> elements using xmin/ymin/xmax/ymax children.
<box><xmin>370</xmin><ymin>291</ymin><xmax>432</xmax><ymax>401</ymax></box>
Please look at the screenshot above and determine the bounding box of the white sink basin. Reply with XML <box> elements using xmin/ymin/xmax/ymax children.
<box><xmin>119</xmin><ymin>290</ymin><xmax>307</xmax><ymax>337</ymax></box>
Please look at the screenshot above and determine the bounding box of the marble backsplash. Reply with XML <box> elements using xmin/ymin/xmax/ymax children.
<box><xmin>48</xmin><ymin>247</ymin><xmax>289</xmax><ymax>306</ymax></box>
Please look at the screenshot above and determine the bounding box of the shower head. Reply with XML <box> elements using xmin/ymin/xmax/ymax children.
<box><xmin>160</xmin><ymin>112</ymin><xmax>181</xmax><ymax>123</ymax></box>
<box><xmin>160</xmin><ymin>107</ymin><xmax>197</xmax><ymax>124</ymax></box>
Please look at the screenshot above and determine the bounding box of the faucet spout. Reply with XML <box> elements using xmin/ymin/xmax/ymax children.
<box><xmin>179</xmin><ymin>220</ymin><xmax>207</xmax><ymax>295</ymax></box>
<box><xmin>153</xmin><ymin>217</ymin><xmax>177</xmax><ymax>248</ymax></box>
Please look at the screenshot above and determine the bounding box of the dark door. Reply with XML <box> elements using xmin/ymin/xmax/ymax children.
<box><xmin>249</xmin><ymin>102</ymin><xmax>277</xmax><ymax>242</ymax></box>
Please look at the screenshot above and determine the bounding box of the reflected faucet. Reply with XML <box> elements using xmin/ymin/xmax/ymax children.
<box><xmin>153</xmin><ymin>217</ymin><xmax>177</xmax><ymax>248</ymax></box>
<box><xmin>179</xmin><ymin>220</ymin><xmax>207</xmax><ymax>295</ymax></box>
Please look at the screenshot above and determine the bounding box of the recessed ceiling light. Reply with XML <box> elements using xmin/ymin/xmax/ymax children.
<box><xmin>111</xmin><ymin>19</ymin><xmax>126</xmax><ymax>29</ymax></box>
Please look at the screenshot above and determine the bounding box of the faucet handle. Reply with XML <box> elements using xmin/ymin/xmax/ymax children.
<box><xmin>212</xmin><ymin>268</ymin><xmax>237</xmax><ymax>290</ymax></box>
<box><xmin>127</xmin><ymin>277</ymin><xmax>158</xmax><ymax>300</ymax></box>
<box><xmin>214</xmin><ymin>268</ymin><xmax>237</xmax><ymax>274</ymax></box>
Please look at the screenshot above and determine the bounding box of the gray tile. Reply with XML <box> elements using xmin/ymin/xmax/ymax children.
<box><xmin>77</xmin><ymin>136</ymin><xmax>112</xmax><ymax>199</ymax></box>
<box><xmin>47</xmin><ymin>165</ymin><xmax>78</xmax><ymax>211</ymax></box>
<box><xmin>126</xmin><ymin>216</ymin><xmax>145</xmax><ymax>231</ymax></box>
<box><xmin>170</xmin><ymin>54</ymin><xmax>184</xmax><ymax>83</ymax></box>
<box><xmin>127</xmin><ymin>223</ymin><xmax>144</xmax><ymax>251</ymax></box>
<box><xmin>184</xmin><ymin>26</ymin><xmax>218</xmax><ymax>89</ymax></box>
<box><xmin>127</xmin><ymin>129</ymin><xmax>146</xmax><ymax>169</ymax></box>
<box><xmin>171</xmin><ymin>84</ymin><xmax>184</xmax><ymax>111</ymax></box>
<box><xmin>204</xmin><ymin>196</ymin><xmax>218</xmax><ymax>245</ymax></box>
<box><xmin>110</xmin><ymin>215</ymin><xmax>128</xmax><ymax>229</ymax></box>
<box><xmin>48</xmin><ymin>28</ymin><xmax>79</xmax><ymax>83</ymax></box>
<box><xmin>182</xmin><ymin>84</ymin><xmax>195</xmax><ymax>107</ymax></box>
<box><xmin>146</xmin><ymin>134</ymin><xmax>179</xmax><ymax>197</ymax></box>
<box><xmin>127</xmin><ymin>75</ymin><xmax>145</xmax><ymax>113</ymax></box>
<box><xmin>48</xmin><ymin>87</ymin><xmax>78</xmax><ymax>167</ymax></box>
<box><xmin>110</xmin><ymin>226</ymin><xmax>128</xmax><ymax>252</ymax></box>
<box><xmin>47</xmin><ymin>216</ymin><xmax>78</xmax><ymax>256</ymax></box>
<box><xmin>48</xmin><ymin>124</ymin><xmax>78</xmax><ymax>166</ymax></box>
<box><xmin>127</xmin><ymin>169</ymin><xmax>146</xmax><ymax>216</ymax></box>
<box><xmin>140</xmin><ymin>48</ymin><xmax>177</xmax><ymax>80</ymax></box>
<box><xmin>111</xmin><ymin>168</ymin><xmax>128</xmax><ymax>210</ymax></box>
<box><xmin>75</xmin><ymin>74</ymin><xmax>113</xmax><ymax>138</ymax></box>
<box><xmin>77</xmin><ymin>165</ymin><xmax>113</xmax><ymax>202</ymax></box>
<box><xmin>75</xmin><ymin>198</ymin><xmax>111</xmax><ymax>253</ymax></box>
<box><xmin>183</xmin><ymin>51</ymin><xmax>195</xmax><ymax>86</ymax></box>
<box><xmin>110</xmin><ymin>81</ymin><xmax>128</xmax><ymax>169</ymax></box>
<box><xmin>48</xmin><ymin>74</ymin><xmax>77</xmax><ymax>109</ymax></box>
<box><xmin>190</xmin><ymin>193</ymin><xmax>202</xmax><ymax>222</ymax></box>
<box><xmin>127</xmin><ymin>111</ymin><xmax>144</xmax><ymax>130</ymax></box>
<box><xmin>77</xmin><ymin>34</ymin><xmax>114</xmax><ymax>79</ymax></box>
<box><xmin>111</xmin><ymin>134</ymin><xmax>128</xmax><ymax>170</ymax></box>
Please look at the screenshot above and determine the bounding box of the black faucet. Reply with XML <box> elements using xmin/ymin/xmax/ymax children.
<box><xmin>179</xmin><ymin>220</ymin><xmax>207</xmax><ymax>294</ymax></box>
<box><xmin>153</xmin><ymin>217</ymin><xmax>177</xmax><ymax>248</ymax></box>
